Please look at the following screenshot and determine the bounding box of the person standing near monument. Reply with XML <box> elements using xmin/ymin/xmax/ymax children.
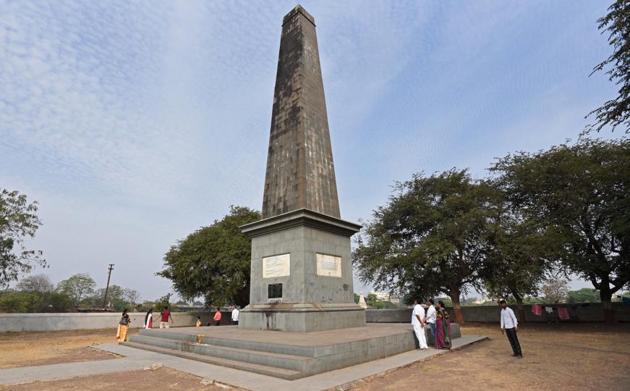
<box><xmin>144</xmin><ymin>308</ymin><xmax>153</xmax><ymax>329</ymax></box>
<box><xmin>116</xmin><ymin>309</ymin><xmax>130</xmax><ymax>342</ymax></box>
<box><xmin>435</xmin><ymin>300</ymin><xmax>452</xmax><ymax>349</ymax></box>
<box><xmin>426</xmin><ymin>299</ymin><xmax>437</xmax><ymax>345</ymax></box>
<box><xmin>500</xmin><ymin>299</ymin><xmax>523</xmax><ymax>358</ymax></box>
<box><xmin>231</xmin><ymin>306</ymin><xmax>240</xmax><ymax>325</ymax></box>
<box><xmin>411</xmin><ymin>299</ymin><xmax>428</xmax><ymax>350</ymax></box>
<box><xmin>160</xmin><ymin>306</ymin><xmax>173</xmax><ymax>328</ymax></box>
<box><xmin>213</xmin><ymin>307</ymin><xmax>222</xmax><ymax>326</ymax></box>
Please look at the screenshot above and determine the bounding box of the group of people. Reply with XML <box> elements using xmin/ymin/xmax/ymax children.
<box><xmin>116</xmin><ymin>306</ymin><xmax>174</xmax><ymax>342</ymax></box>
<box><xmin>197</xmin><ymin>305</ymin><xmax>240</xmax><ymax>327</ymax></box>
<box><xmin>411</xmin><ymin>298</ymin><xmax>452</xmax><ymax>350</ymax></box>
<box><xmin>411</xmin><ymin>298</ymin><xmax>524</xmax><ymax>358</ymax></box>
<box><xmin>115</xmin><ymin>304</ymin><xmax>242</xmax><ymax>343</ymax></box>
<box><xmin>141</xmin><ymin>306</ymin><xmax>174</xmax><ymax>330</ymax></box>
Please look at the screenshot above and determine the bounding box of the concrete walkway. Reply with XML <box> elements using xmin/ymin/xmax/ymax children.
<box><xmin>0</xmin><ymin>335</ymin><xmax>487</xmax><ymax>390</ymax></box>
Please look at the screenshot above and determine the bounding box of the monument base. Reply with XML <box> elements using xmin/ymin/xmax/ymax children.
<box><xmin>238</xmin><ymin>303</ymin><xmax>365</xmax><ymax>332</ymax></box>
<box><xmin>125</xmin><ymin>323</ymin><xmax>429</xmax><ymax>379</ymax></box>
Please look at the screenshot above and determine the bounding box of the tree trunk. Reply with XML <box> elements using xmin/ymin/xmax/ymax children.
<box><xmin>451</xmin><ymin>288</ymin><xmax>465</xmax><ymax>324</ymax></box>
<box><xmin>600</xmin><ymin>287</ymin><xmax>615</xmax><ymax>323</ymax></box>
<box><xmin>513</xmin><ymin>293</ymin><xmax>526</xmax><ymax>324</ymax></box>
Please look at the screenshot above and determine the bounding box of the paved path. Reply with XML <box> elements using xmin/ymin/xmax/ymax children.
<box><xmin>0</xmin><ymin>335</ymin><xmax>487</xmax><ymax>390</ymax></box>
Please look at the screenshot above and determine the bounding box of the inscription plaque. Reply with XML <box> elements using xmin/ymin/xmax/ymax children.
<box><xmin>262</xmin><ymin>253</ymin><xmax>290</xmax><ymax>278</ymax></box>
<box><xmin>316</xmin><ymin>253</ymin><xmax>342</xmax><ymax>277</ymax></box>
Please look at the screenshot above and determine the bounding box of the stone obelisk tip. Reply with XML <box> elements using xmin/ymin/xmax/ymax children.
<box><xmin>283</xmin><ymin>5</ymin><xmax>315</xmax><ymax>26</ymax></box>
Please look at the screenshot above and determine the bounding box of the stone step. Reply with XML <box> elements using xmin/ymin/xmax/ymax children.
<box><xmin>123</xmin><ymin>341</ymin><xmax>303</xmax><ymax>380</ymax></box>
<box><xmin>128</xmin><ymin>334</ymin><xmax>312</xmax><ymax>372</ymax></box>
<box><xmin>139</xmin><ymin>329</ymin><xmax>315</xmax><ymax>357</ymax></box>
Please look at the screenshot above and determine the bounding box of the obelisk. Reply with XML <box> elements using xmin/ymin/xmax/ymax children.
<box><xmin>239</xmin><ymin>5</ymin><xmax>365</xmax><ymax>332</ymax></box>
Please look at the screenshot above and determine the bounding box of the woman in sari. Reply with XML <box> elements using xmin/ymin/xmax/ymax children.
<box><xmin>144</xmin><ymin>308</ymin><xmax>153</xmax><ymax>329</ymax></box>
<box><xmin>435</xmin><ymin>301</ymin><xmax>451</xmax><ymax>349</ymax></box>
<box><xmin>116</xmin><ymin>309</ymin><xmax>131</xmax><ymax>343</ymax></box>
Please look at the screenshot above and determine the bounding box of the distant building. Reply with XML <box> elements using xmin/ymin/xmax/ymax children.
<box><xmin>370</xmin><ymin>291</ymin><xmax>401</xmax><ymax>304</ymax></box>
<box><xmin>371</xmin><ymin>291</ymin><xmax>390</xmax><ymax>301</ymax></box>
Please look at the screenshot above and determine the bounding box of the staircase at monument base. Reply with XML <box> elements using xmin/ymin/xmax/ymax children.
<box><xmin>124</xmin><ymin>326</ymin><xmax>418</xmax><ymax>379</ymax></box>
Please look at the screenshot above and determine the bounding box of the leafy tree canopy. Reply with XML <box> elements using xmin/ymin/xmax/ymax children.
<box><xmin>481</xmin><ymin>180</ymin><xmax>560</xmax><ymax>304</ymax></box>
<box><xmin>158</xmin><ymin>206</ymin><xmax>260</xmax><ymax>307</ymax></box>
<box><xmin>567</xmin><ymin>288</ymin><xmax>601</xmax><ymax>303</ymax></box>
<box><xmin>588</xmin><ymin>0</ymin><xmax>630</xmax><ymax>133</ymax></box>
<box><xmin>87</xmin><ymin>284</ymin><xmax>139</xmax><ymax>311</ymax></box>
<box><xmin>492</xmin><ymin>138</ymin><xmax>630</xmax><ymax>312</ymax></box>
<box><xmin>0</xmin><ymin>289</ymin><xmax>73</xmax><ymax>312</ymax></box>
<box><xmin>0</xmin><ymin>189</ymin><xmax>45</xmax><ymax>287</ymax></box>
<box><xmin>354</xmin><ymin>169</ymin><xmax>493</xmax><ymax>323</ymax></box>
<box><xmin>16</xmin><ymin>274</ymin><xmax>54</xmax><ymax>293</ymax></box>
<box><xmin>56</xmin><ymin>273</ymin><xmax>96</xmax><ymax>306</ymax></box>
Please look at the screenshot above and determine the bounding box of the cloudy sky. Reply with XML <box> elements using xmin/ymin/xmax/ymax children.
<box><xmin>1</xmin><ymin>0</ymin><xmax>616</xmax><ymax>300</ymax></box>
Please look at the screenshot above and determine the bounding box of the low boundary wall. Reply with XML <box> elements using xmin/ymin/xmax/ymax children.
<box><xmin>366</xmin><ymin>303</ymin><xmax>630</xmax><ymax>324</ymax></box>
<box><xmin>0</xmin><ymin>311</ymin><xmax>233</xmax><ymax>333</ymax></box>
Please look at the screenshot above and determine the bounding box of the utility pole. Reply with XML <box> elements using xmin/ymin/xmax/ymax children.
<box><xmin>102</xmin><ymin>264</ymin><xmax>114</xmax><ymax>309</ymax></box>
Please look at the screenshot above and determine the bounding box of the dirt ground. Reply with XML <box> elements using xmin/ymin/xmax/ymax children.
<box><xmin>0</xmin><ymin>367</ymin><xmax>230</xmax><ymax>391</ymax></box>
<box><xmin>354</xmin><ymin>323</ymin><xmax>630</xmax><ymax>391</ymax></box>
<box><xmin>0</xmin><ymin>328</ymin><xmax>132</xmax><ymax>368</ymax></box>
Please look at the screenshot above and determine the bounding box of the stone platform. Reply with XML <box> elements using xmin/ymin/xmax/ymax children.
<box><xmin>125</xmin><ymin>323</ymin><xmax>459</xmax><ymax>380</ymax></box>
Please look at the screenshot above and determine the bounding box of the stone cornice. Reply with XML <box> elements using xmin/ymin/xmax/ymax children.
<box><xmin>241</xmin><ymin>208</ymin><xmax>361</xmax><ymax>238</ymax></box>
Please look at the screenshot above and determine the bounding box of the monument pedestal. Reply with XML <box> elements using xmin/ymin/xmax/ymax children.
<box><xmin>239</xmin><ymin>209</ymin><xmax>365</xmax><ymax>332</ymax></box>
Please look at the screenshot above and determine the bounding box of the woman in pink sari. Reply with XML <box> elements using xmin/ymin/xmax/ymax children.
<box><xmin>435</xmin><ymin>300</ymin><xmax>451</xmax><ymax>349</ymax></box>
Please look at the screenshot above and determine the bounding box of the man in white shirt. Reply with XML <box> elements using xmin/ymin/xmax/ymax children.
<box><xmin>231</xmin><ymin>306</ymin><xmax>240</xmax><ymax>325</ymax></box>
<box><xmin>425</xmin><ymin>299</ymin><xmax>437</xmax><ymax>346</ymax></box>
<box><xmin>411</xmin><ymin>299</ymin><xmax>428</xmax><ymax>350</ymax></box>
<box><xmin>500</xmin><ymin>299</ymin><xmax>522</xmax><ymax>358</ymax></box>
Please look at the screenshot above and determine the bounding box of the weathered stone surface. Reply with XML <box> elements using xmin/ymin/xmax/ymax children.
<box><xmin>262</xmin><ymin>5</ymin><xmax>340</xmax><ymax>219</ymax></box>
<box><xmin>241</xmin><ymin>6</ymin><xmax>363</xmax><ymax>332</ymax></box>
<box><xmin>242</xmin><ymin>210</ymin><xmax>360</xmax><ymax>306</ymax></box>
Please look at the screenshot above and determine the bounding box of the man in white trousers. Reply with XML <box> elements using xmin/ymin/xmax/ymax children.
<box><xmin>411</xmin><ymin>299</ymin><xmax>428</xmax><ymax>350</ymax></box>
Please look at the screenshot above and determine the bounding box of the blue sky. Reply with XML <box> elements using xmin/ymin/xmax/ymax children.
<box><xmin>1</xmin><ymin>0</ymin><xmax>616</xmax><ymax>300</ymax></box>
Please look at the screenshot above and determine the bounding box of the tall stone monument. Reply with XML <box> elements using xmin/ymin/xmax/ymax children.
<box><xmin>239</xmin><ymin>5</ymin><xmax>365</xmax><ymax>332</ymax></box>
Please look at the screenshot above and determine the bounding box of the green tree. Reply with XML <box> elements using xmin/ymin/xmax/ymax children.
<box><xmin>43</xmin><ymin>291</ymin><xmax>74</xmax><ymax>312</ymax></box>
<box><xmin>0</xmin><ymin>291</ymin><xmax>42</xmax><ymax>312</ymax></box>
<box><xmin>0</xmin><ymin>189</ymin><xmax>45</xmax><ymax>287</ymax></box>
<box><xmin>157</xmin><ymin>293</ymin><xmax>172</xmax><ymax>309</ymax></box>
<box><xmin>587</xmin><ymin>0</ymin><xmax>630</xmax><ymax>133</ymax></box>
<box><xmin>481</xmin><ymin>180</ymin><xmax>558</xmax><ymax>320</ymax></box>
<box><xmin>16</xmin><ymin>274</ymin><xmax>54</xmax><ymax>293</ymax></box>
<box><xmin>56</xmin><ymin>273</ymin><xmax>96</xmax><ymax>306</ymax></box>
<box><xmin>354</xmin><ymin>170</ymin><xmax>493</xmax><ymax>324</ymax></box>
<box><xmin>158</xmin><ymin>206</ymin><xmax>261</xmax><ymax>307</ymax></box>
<box><xmin>91</xmin><ymin>284</ymin><xmax>139</xmax><ymax>311</ymax></box>
<box><xmin>0</xmin><ymin>289</ymin><xmax>73</xmax><ymax>312</ymax></box>
<box><xmin>366</xmin><ymin>293</ymin><xmax>378</xmax><ymax>307</ymax></box>
<box><xmin>567</xmin><ymin>288</ymin><xmax>601</xmax><ymax>303</ymax></box>
<box><xmin>492</xmin><ymin>138</ymin><xmax>630</xmax><ymax>321</ymax></box>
